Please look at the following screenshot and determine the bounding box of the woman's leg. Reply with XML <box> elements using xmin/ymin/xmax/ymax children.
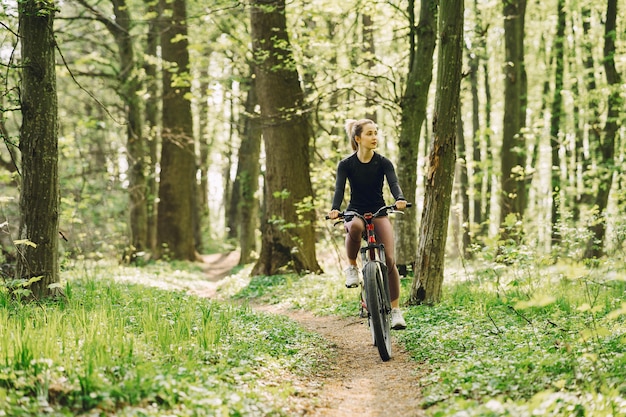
<box><xmin>372</xmin><ymin>217</ymin><xmax>400</xmax><ymax>307</ymax></box>
<box><xmin>344</xmin><ymin>218</ymin><xmax>365</xmax><ymax>265</ymax></box>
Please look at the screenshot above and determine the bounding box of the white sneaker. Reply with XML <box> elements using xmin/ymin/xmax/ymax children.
<box><xmin>344</xmin><ymin>265</ymin><xmax>360</xmax><ymax>288</ymax></box>
<box><xmin>391</xmin><ymin>308</ymin><xmax>407</xmax><ymax>330</ymax></box>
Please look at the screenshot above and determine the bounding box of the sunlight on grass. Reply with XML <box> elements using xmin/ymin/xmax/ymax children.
<box><xmin>0</xmin><ymin>261</ymin><xmax>331</xmax><ymax>416</ymax></box>
<box><xmin>2</xmin><ymin>250</ymin><xmax>625</xmax><ymax>416</ymax></box>
<box><xmin>396</xmin><ymin>259</ymin><xmax>626</xmax><ymax>416</ymax></box>
<box><xmin>216</xmin><ymin>250</ymin><xmax>626</xmax><ymax>416</ymax></box>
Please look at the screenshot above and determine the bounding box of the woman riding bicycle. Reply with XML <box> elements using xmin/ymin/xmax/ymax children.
<box><xmin>327</xmin><ymin>118</ymin><xmax>407</xmax><ymax>330</ymax></box>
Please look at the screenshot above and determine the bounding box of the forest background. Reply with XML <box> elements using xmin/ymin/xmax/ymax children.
<box><xmin>0</xmin><ymin>0</ymin><xmax>625</xmax><ymax>416</ymax></box>
<box><xmin>1</xmin><ymin>0</ymin><xmax>625</xmax><ymax>292</ymax></box>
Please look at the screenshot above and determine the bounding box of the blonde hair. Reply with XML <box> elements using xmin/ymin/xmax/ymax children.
<box><xmin>344</xmin><ymin>118</ymin><xmax>376</xmax><ymax>151</ymax></box>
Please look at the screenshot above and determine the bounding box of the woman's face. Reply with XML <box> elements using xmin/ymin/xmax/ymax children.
<box><xmin>356</xmin><ymin>123</ymin><xmax>378</xmax><ymax>151</ymax></box>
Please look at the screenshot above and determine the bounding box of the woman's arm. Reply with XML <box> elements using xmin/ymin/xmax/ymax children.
<box><xmin>331</xmin><ymin>160</ymin><xmax>348</xmax><ymax>210</ymax></box>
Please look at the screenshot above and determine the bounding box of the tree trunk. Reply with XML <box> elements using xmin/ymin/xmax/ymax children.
<box><xmin>549</xmin><ymin>0</ymin><xmax>565</xmax><ymax>246</ymax></box>
<box><xmin>74</xmin><ymin>0</ymin><xmax>149</xmax><ymax>260</ymax></box>
<box><xmin>143</xmin><ymin>0</ymin><xmax>160</xmax><ymax>254</ymax></box>
<box><xmin>231</xmin><ymin>77</ymin><xmax>262</xmax><ymax>265</ymax></box>
<box><xmin>469</xmin><ymin>0</ymin><xmax>485</xmax><ymax>239</ymax></box>
<box><xmin>156</xmin><ymin>0</ymin><xmax>197</xmax><ymax>261</ymax></box>
<box><xmin>112</xmin><ymin>0</ymin><xmax>148</xmax><ymax>258</ymax></box>
<box><xmin>395</xmin><ymin>0</ymin><xmax>437</xmax><ymax>273</ymax></box>
<box><xmin>196</xmin><ymin>71</ymin><xmax>210</xmax><ymax>252</ymax></box>
<box><xmin>362</xmin><ymin>12</ymin><xmax>377</xmax><ymax>121</ymax></box>
<box><xmin>499</xmin><ymin>0</ymin><xmax>527</xmax><ymax>232</ymax></box>
<box><xmin>583</xmin><ymin>0</ymin><xmax>619</xmax><ymax>259</ymax></box>
<box><xmin>574</xmin><ymin>5</ymin><xmax>601</xmax><ymax>223</ymax></box>
<box><xmin>455</xmin><ymin>108</ymin><xmax>471</xmax><ymax>257</ymax></box>
<box><xmin>16</xmin><ymin>0</ymin><xmax>60</xmax><ymax>299</ymax></box>
<box><xmin>410</xmin><ymin>0</ymin><xmax>463</xmax><ymax>305</ymax></box>
<box><xmin>250</xmin><ymin>0</ymin><xmax>321</xmax><ymax>275</ymax></box>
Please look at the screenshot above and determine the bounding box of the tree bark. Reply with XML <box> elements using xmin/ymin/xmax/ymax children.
<box><xmin>73</xmin><ymin>0</ymin><xmax>148</xmax><ymax>259</ymax></box>
<box><xmin>549</xmin><ymin>0</ymin><xmax>565</xmax><ymax>246</ymax></box>
<box><xmin>250</xmin><ymin>0</ymin><xmax>321</xmax><ymax>275</ymax></box>
<box><xmin>395</xmin><ymin>0</ymin><xmax>437</xmax><ymax>273</ymax></box>
<box><xmin>156</xmin><ymin>0</ymin><xmax>197</xmax><ymax>261</ymax></box>
<box><xmin>410</xmin><ymin>0</ymin><xmax>463</xmax><ymax>305</ymax></box>
<box><xmin>583</xmin><ymin>0</ymin><xmax>619</xmax><ymax>259</ymax></box>
<box><xmin>143</xmin><ymin>0</ymin><xmax>160</xmax><ymax>254</ymax></box>
<box><xmin>499</xmin><ymin>0</ymin><xmax>527</xmax><ymax>232</ymax></box>
<box><xmin>16</xmin><ymin>0</ymin><xmax>60</xmax><ymax>299</ymax></box>
<box><xmin>231</xmin><ymin>77</ymin><xmax>262</xmax><ymax>265</ymax></box>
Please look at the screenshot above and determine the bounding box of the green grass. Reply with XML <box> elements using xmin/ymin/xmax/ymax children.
<box><xmin>223</xmin><ymin>257</ymin><xmax>626</xmax><ymax>416</ymax></box>
<box><xmin>0</xmin><ymin>262</ymin><xmax>330</xmax><ymax>416</ymax></box>
<box><xmin>1</xmin><ymin>255</ymin><xmax>625</xmax><ymax>416</ymax></box>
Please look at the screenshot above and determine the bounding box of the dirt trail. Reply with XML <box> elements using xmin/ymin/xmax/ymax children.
<box><xmin>199</xmin><ymin>252</ymin><xmax>425</xmax><ymax>417</ymax></box>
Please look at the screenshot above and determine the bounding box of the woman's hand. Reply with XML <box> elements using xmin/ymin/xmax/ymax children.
<box><xmin>328</xmin><ymin>209</ymin><xmax>340</xmax><ymax>219</ymax></box>
<box><xmin>395</xmin><ymin>200</ymin><xmax>407</xmax><ymax>210</ymax></box>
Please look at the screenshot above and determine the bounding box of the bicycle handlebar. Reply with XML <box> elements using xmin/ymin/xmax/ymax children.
<box><xmin>325</xmin><ymin>202</ymin><xmax>412</xmax><ymax>220</ymax></box>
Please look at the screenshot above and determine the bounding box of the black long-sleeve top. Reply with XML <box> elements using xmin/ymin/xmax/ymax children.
<box><xmin>331</xmin><ymin>152</ymin><xmax>405</xmax><ymax>214</ymax></box>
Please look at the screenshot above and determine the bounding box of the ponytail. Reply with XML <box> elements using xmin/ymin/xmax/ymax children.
<box><xmin>344</xmin><ymin>118</ymin><xmax>375</xmax><ymax>151</ymax></box>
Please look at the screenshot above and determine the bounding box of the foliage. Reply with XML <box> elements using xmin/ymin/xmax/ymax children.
<box><xmin>396</xmin><ymin>260</ymin><xmax>626</xmax><ymax>416</ymax></box>
<box><xmin>0</xmin><ymin>262</ymin><xmax>331</xmax><ymax>416</ymax></box>
<box><xmin>224</xmin><ymin>238</ymin><xmax>626</xmax><ymax>415</ymax></box>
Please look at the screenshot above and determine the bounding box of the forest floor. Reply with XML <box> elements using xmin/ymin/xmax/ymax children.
<box><xmin>197</xmin><ymin>251</ymin><xmax>426</xmax><ymax>417</ymax></box>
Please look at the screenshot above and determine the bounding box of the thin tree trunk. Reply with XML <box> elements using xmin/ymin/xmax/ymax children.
<box><xmin>456</xmin><ymin>106</ymin><xmax>471</xmax><ymax>257</ymax></box>
<box><xmin>362</xmin><ymin>12</ymin><xmax>377</xmax><ymax>121</ymax></box>
<box><xmin>574</xmin><ymin>6</ymin><xmax>601</xmax><ymax>222</ymax></box>
<box><xmin>74</xmin><ymin>0</ymin><xmax>148</xmax><ymax>259</ymax></box>
<box><xmin>410</xmin><ymin>0</ymin><xmax>463</xmax><ymax>305</ymax></box>
<box><xmin>469</xmin><ymin>0</ymin><xmax>484</xmax><ymax>238</ymax></box>
<box><xmin>144</xmin><ymin>0</ymin><xmax>160</xmax><ymax>254</ymax></box>
<box><xmin>395</xmin><ymin>0</ymin><xmax>437</xmax><ymax>274</ymax></box>
<box><xmin>583</xmin><ymin>0</ymin><xmax>620</xmax><ymax>259</ymax></box>
<box><xmin>499</xmin><ymin>0</ymin><xmax>527</xmax><ymax>232</ymax></box>
<box><xmin>549</xmin><ymin>0</ymin><xmax>565</xmax><ymax>246</ymax></box>
<box><xmin>232</xmin><ymin>77</ymin><xmax>262</xmax><ymax>265</ymax></box>
<box><xmin>196</xmin><ymin>71</ymin><xmax>210</xmax><ymax>252</ymax></box>
<box><xmin>16</xmin><ymin>0</ymin><xmax>60</xmax><ymax>299</ymax></box>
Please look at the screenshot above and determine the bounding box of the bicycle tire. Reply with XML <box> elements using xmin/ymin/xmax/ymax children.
<box><xmin>363</xmin><ymin>261</ymin><xmax>392</xmax><ymax>361</ymax></box>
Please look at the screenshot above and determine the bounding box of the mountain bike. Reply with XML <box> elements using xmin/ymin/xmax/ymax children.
<box><xmin>327</xmin><ymin>203</ymin><xmax>410</xmax><ymax>361</ymax></box>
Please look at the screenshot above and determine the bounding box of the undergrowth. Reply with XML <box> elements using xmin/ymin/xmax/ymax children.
<box><xmin>225</xmin><ymin>253</ymin><xmax>626</xmax><ymax>416</ymax></box>
<box><xmin>1</xmin><ymin>248</ymin><xmax>625</xmax><ymax>416</ymax></box>
<box><xmin>0</xmin><ymin>263</ymin><xmax>330</xmax><ymax>417</ymax></box>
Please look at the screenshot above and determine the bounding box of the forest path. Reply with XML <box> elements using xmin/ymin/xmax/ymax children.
<box><xmin>198</xmin><ymin>252</ymin><xmax>426</xmax><ymax>417</ymax></box>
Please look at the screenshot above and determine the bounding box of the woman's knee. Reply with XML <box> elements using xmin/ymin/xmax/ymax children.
<box><xmin>345</xmin><ymin>220</ymin><xmax>364</xmax><ymax>241</ymax></box>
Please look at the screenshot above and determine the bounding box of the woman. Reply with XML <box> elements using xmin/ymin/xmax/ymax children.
<box><xmin>328</xmin><ymin>118</ymin><xmax>407</xmax><ymax>330</ymax></box>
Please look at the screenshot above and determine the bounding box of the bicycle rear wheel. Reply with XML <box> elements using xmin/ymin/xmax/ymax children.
<box><xmin>363</xmin><ymin>261</ymin><xmax>392</xmax><ymax>361</ymax></box>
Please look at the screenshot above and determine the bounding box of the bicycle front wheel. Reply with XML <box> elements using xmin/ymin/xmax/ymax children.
<box><xmin>363</xmin><ymin>261</ymin><xmax>392</xmax><ymax>361</ymax></box>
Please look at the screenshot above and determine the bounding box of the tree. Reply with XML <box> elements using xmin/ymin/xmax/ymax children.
<box><xmin>143</xmin><ymin>0</ymin><xmax>160</xmax><ymax>253</ymax></box>
<box><xmin>75</xmin><ymin>0</ymin><xmax>149</xmax><ymax>260</ymax></box>
<box><xmin>15</xmin><ymin>0</ymin><xmax>60</xmax><ymax>299</ymax></box>
<box><xmin>156</xmin><ymin>0</ymin><xmax>197</xmax><ymax>261</ymax></box>
<box><xmin>549</xmin><ymin>0</ymin><xmax>565</xmax><ymax>246</ymax></box>
<box><xmin>499</xmin><ymin>0</ymin><xmax>527</xmax><ymax>233</ymax></box>
<box><xmin>410</xmin><ymin>0</ymin><xmax>463</xmax><ymax>305</ymax></box>
<box><xmin>230</xmin><ymin>77</ymin><xmax>262</xmax><ymax>265</ymax></box>
<box><xmin>583</xmin><ymin>0</ymin><xmax>620</xmax><ymax>259</ymax></box>
<box><xmin>249</xmin><ymin>0</ymin><xmax>321</xmax><ymax>275</ymax></box>
<box><xmin>395</xmin><ymin>0</ymin><xmax>437</xmax><ymax>273</ymax></box>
